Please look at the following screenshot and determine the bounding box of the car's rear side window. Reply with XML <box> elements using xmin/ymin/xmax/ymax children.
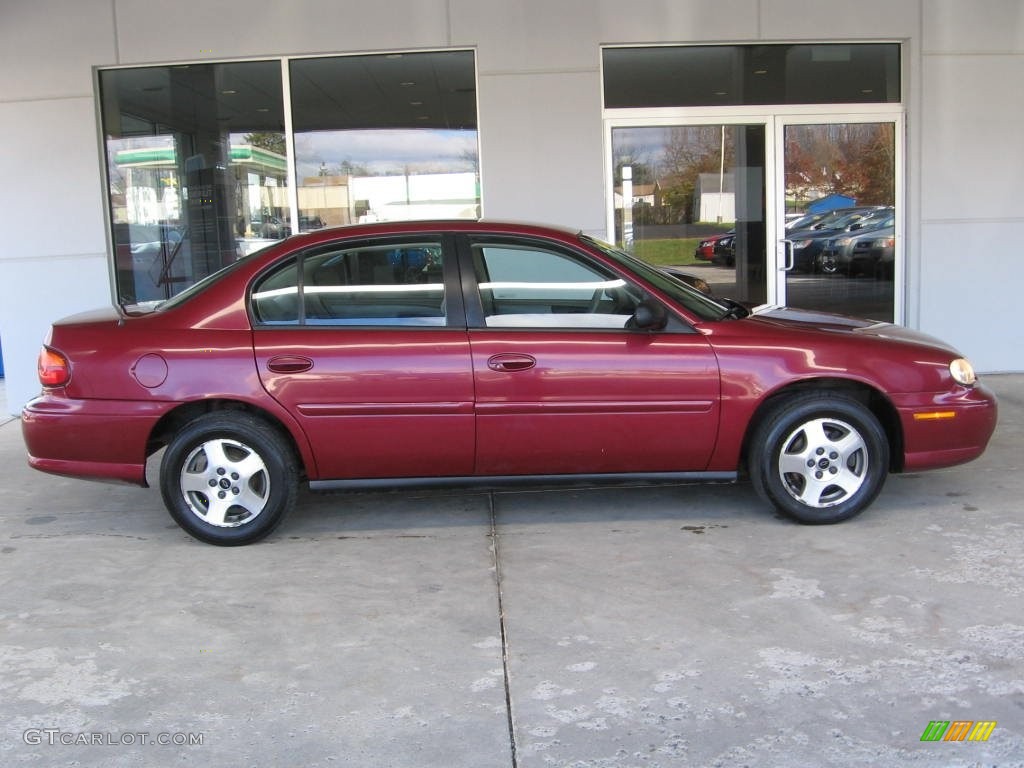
<box><xmin>252</xmin><ymin>241</ymin><xmax>446</xmax><ymax>326</ymax></box>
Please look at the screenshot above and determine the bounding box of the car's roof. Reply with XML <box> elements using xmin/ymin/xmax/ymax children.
<box><xmin>285</xmin><ymin>218</ymin><xmax>583</xmax><ymax>246</ymax></box>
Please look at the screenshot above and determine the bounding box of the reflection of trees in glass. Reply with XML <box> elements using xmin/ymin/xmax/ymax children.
<box><xmin>333</xmin><ymin>159</ymin><xmax>370</xmax><ymax>176</ymax></box>
<box><xmin>244</xmin><ymin>132</ymin><xmax>286</xmax><ymax>156</ymax></box>
<box><xmin>614</xmin><ymin>160</ymin><xmax>656</xmax><ymax>186</ymax></box>
<box><xmin>613</xmin><ymin>127</ymin><xmax>735</xmax><ymax>226</ymax></box>
<box><xmin>612</xmin><ymin>139</ymin><xmax>657</xmax><ymax>226</ymax></box>
<box><xmin>659</xmin><ymin>126</ymin><xmax>734</xmax><ymax>224</ymax></box>
<box><xmin>786</xmin><ymin>124</ymin><xmax>894</xmax><ymax>208</ymax></box>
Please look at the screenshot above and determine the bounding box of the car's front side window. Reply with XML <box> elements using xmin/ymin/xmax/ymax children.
<box><xmin>471</xmin><ymin>242</ymin><xmax>643</xmax><ymax>329</ymax></box>
<box><xmin>252</xmin><ymin>240</ymin><xmax>447</xmax><ymax>326</ymax></box>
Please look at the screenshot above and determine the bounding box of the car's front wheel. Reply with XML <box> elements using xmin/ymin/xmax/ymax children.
<box><xmin>749</xmin><ymin>393</ymin><xmax>889</xmax><ymax>524</ymax></box>
<box><xmin>160</xmin><ymin>412</ymin><xmax>298</xmax><ymax>545</ymax></box>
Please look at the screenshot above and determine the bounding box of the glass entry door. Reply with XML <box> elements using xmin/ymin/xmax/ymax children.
<box><xmin>607</xmin><ymin>112</ymin><xmax>902</xmax><ymax>322</ymax></box>
<box><xmin>609</xmin><ymin>122</ymin><xmax>772</xmax><ymax>307</ymax></box>
<box><xmin>780</xmin><ymin>118</ymin><xmax>900</xmax><ymax>321</ymax></box>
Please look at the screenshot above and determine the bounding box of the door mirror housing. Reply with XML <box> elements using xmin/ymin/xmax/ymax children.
<box><xmin>628</xmin><ymin>299</ymin><xmax>668</xmax><ymax>331</ymax></box>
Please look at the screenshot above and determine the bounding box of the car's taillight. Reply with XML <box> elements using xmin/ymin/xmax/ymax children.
<box><xmin>38</xmin><ymin>346</ymin><xmax>71</xmax><ymax>387</ymax></box>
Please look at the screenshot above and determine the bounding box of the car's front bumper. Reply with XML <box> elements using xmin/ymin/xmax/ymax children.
<box><xmin>893</xmin><ymin>382</ymin><xmax>998</xmax><ymax>472</ymax></box>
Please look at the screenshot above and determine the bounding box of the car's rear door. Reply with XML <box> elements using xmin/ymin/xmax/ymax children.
<box><xmin>252</xmin><ymin>234</ymin><xmax>475</xmax><ymax>480</ymax></box>
<box><xmin>459</xmin><ymin>234</ymin><xmax>721</xmax><ymax>476</ymax></box>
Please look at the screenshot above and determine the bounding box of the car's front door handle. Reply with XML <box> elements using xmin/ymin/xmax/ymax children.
<box><xmin>487</xmin><ymin>353</ymin><xmax>537</xmax><ymax>372</ymax></box>
<box><xmin>267</xmin><ymin>355</ymin><xmax>314</xmax><ymax>374</ymax></box>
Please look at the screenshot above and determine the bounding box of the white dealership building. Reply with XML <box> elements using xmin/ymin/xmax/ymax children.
<box><xmin>1</xmin><ymin>0</ymin><xmax>1022</xmax><ymax>414</ymax></box>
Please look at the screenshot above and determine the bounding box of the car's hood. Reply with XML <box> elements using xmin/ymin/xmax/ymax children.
<box><xmin>786</xmin><ymin>226</ymin><xmax>842</xmax><ymax>240</ymax></box>
<box><xmin>747</xmin><ymin>307</ymin><xmax>960</xmax><ymax>354</ymax></box>
<box><xmin>851</xmin><ymin>225</ymin><xmax>894</xmax><ymax>243</ymax></box>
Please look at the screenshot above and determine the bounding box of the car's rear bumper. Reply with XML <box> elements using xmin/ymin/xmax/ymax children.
<box><xmin>893</xmin><ymin>383</ymin><xmax>998</xmax><ymax>472</ymax></box>
<box><xmin>22</xmin><ymin>395</ymin><xmax>174</xmax><ymax>486</ymax></box>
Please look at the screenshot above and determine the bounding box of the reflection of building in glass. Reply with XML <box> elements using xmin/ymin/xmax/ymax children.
<box><xmin>300</xmin><ymin>172</ymin><xmax>480</xmax><ymax>225</ymax></box>
<box><xmin>694</xmin><ymin>173</ymin><xmax>735</xmax><ymax>223</ymax></box>
<box><xmin>113</xmin><ymin>141</ymin><xmax>290</xmax><ymax>232</ymax></box>
<box><xmin>350</xmin><ymin>173</ymin><xmax>480</xmax><ymax>222</ymax></box>
<box><xmin>299</xmin><ymin>175</ymin><xmax>350</xmax><ymax>227</ymax></box>
<box><xmin>115</xmin><ymin>140</ymin><xmax>480</xmax><ymax>234</ymax></box>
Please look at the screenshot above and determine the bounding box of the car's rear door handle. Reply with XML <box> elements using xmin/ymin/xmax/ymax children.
<box><xmin>267</xmin><ymin>355</ymin><xmax>314</xmax><ymax>373</ymax></box>
<box><xmin>487</xmin><ymin>353</ymin><xmax>536</xmax><ymax>372</ymax></box>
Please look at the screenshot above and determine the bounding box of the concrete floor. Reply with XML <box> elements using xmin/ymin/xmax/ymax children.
<box><xmin>1</xmin><ymin>376</ymin><xmax>1022</xmax><ymax>767</ymax></box>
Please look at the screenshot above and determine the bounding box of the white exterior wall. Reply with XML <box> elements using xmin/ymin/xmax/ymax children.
<box><xmin>1</xmin><ymin>0</ymin><xmax>1022</xmax><ymax>414</ymax></box>
<box><xmin>918</xmin><ymin>0</ymin><xmax>1024</xmax><ymax>372</ymax></box>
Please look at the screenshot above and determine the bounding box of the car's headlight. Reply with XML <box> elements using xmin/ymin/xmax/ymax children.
<box><xmin>950</xmin><ymin>358</ymin><xmax>977</xmax><ymax>387</ymax></box>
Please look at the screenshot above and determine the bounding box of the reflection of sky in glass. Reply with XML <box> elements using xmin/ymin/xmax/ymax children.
<box><xmin>612</xmin><ymin>125</ymin><xmax>735</xmax><ymax>181</ymax></box>
<box><xmin>294</xmin><ymin>129</ymin><xmax>478</xmax><ymax>178</ymax></box>
<box><xmin>612</xmin><ymin>127</ymin><xmax>672</xmax><ymax>164</ymax></box>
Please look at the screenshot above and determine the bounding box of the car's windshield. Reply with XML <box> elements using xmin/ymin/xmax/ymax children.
<box><xmin>581</xmin><ymin>235</ymin><xmax>731</xmax><ymax>322</ymax></box>
<box><xmin>849</xmin><ymin>208</ymin><xmax>893</xmax><ymax>230</ymax></box>
<box><xmin>821</xmin><ymin>212</ymin><xmax>860</xmax><ymax>229</ymax></box>
<box><xmin>786</xmin><ymin>212</ymin><xmax>825</xmax><ymax>231</ymax></box>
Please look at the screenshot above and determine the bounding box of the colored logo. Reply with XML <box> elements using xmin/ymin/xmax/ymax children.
<box><xmin>920</xmin><ymin>721</ymin><xmax>997</xmax><ymax>742</ymax></box>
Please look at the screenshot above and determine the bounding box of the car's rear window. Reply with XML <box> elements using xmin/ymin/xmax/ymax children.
<box><xmin>153</xmin><ymin>247</ymin><xmax>272</xmax><ymax>312</ymax></box>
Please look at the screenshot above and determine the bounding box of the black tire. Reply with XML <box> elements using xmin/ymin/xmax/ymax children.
<box><xmin>160</xmin><ymin>412</ymin><xmax>298</xmax><ymax>545</ymax></box>
<box><xmin>749</xmin><ymin>393</ymin><xmax>889</xmax><ymax>524</ymax></box>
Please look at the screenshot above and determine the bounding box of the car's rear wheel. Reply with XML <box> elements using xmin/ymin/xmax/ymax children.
<box><xmin>160</xmin><ymin>412</ymin><xmax>298</xmax><ymax>545</ymax></box>
<box><xmin>749</xmin><ymin>393</ymin><xmax>889</xmax><ymax>524</ymax></box>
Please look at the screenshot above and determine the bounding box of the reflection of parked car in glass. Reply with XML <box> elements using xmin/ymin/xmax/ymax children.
<box><xmin>786</xmin><ymin>207</ymin><xmax>890</xmax><ymax>272</ymax></box>
<box><xmin>299</xmin><ymin>215</ymin><xmax>325</xmax><ymax>231</ymax></box>
<box><xmin>114</xmin><ymin>222</ymin><xmax>246</xmax><ymax>304</ymax></box>
<box><xmin>113</xmin><ymin>223</ymin><xmax>190</xmax><ymax>303</ymax></box>
<box><xmin>785</xmin><ymin>206</ymin><xmax>877</xmax><ymax>233</ymax></box>
<box><xmin>712</xmin><ymin>234</ymin><xmax>735</xmax><ymax>266</ymax></box>
<box><xmin>694</xmin><ymin>231</ymin><xmax>733</xmax><ymax>261</ymax></box>
<box><xmin>874</xmin><ymin>232</ymin><xmax>896</xmax><ymax>278</ymax></box>
<box><xmin>818</xmin><ymin>211</ymin><xmax>895</xmax><ymax>276</ymax></box>
<box><xmin>251</xmin><ymin>214</ymin><xmax>291</xmax><ymax>239</ymax></box>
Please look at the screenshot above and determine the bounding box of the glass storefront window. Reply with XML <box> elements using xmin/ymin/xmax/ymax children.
<box><xmin>603</xmin><ymin>44</ymin><xmax>900</xmax><ymax>109</ymax></box>
<box><xmin>289</xmin><ymin>51</ymin><xmax>479</xmax><ymax>229</ymax></box>
<box><xmin>98</xmin><ymin>50</ymin><xmax>479</xmax><ymax>304</ymax></box>
<box><xmin>99</xmin><ymin>61</ymin><xmax>288</xmax><ymax>304</ymax></box>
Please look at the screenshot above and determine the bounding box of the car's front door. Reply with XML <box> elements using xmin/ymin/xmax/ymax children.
<box><xmin>459</xmin><ymin>235</ymin><xmax>721</xmax><ymax>476</ymax></box>
<box><xmin>252</xmin><ymin>235</ymin><xmax>474</xmax><ymax>480</ymax></box>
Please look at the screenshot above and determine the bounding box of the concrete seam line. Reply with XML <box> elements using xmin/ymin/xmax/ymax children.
<box><xmin>489</xmin><ymin>492</ymin><xmax>519</xmax><ymax>768</ymax></box>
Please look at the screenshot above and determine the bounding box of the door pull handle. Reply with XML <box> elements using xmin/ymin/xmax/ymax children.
<box><xmin>267</xmin><ymin>355</ymin><xmax>314</xmax><ymax>373</ymax></box>
<box><xmin>487</xmin><ymin>353</ymin><xmax>536</xmax><ymax>372</ymax></box>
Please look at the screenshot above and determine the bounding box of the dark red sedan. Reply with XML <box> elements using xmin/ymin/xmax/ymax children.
<box><xmin>694</xmin><ymin>231</ymin><xmax>732</xmax><ymax>261</ymax></box>
<box><xmin>22</xmin><ymin>221</ymin><xmax>997</xmax><ymax>545</ymax></box>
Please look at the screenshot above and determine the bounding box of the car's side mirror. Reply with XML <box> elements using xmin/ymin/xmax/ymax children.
<box><xmin>628</xmin><ymin>299</ymin><xmax>668</xmax><ymax>331</ymax></box>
